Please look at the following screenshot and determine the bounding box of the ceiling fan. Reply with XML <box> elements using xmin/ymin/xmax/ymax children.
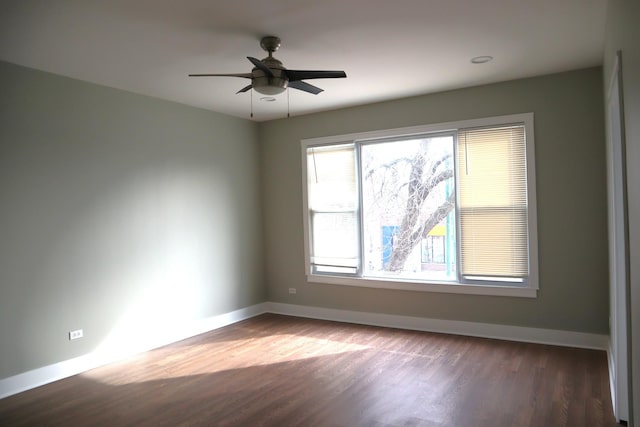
<box><xmin>189</xmin><ymin>36</ymin><xmax>346</xmax><ymax>96</ymax></box>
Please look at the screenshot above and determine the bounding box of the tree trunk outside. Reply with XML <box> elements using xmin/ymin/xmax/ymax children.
<box><xmin>385</xmin><ymin>153</ymin><xmax>454</xmax><ymax>272</ymax></box>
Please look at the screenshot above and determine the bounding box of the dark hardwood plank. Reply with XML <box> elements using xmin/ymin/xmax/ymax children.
<box><xmin>0</xmin><ymin>314</ymin><xmax>619</xmax><ymax>426</ymax></box>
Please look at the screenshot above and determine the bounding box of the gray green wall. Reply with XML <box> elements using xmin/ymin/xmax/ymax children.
<box><xmin>604</xmin><ymin>1</ymin><xmax>640</xmax><ymax>424</ymax></box>
<box><xmin>260</xmin><ymin>67</ymin><xmax>608</xmax><ymax>334</ymax></box>
<box><xmin>0</xmin><ymin>60</ymin><xmax>611</xmax><ymax>386</ymax></box>
<box><xmin>0</xmin><ymin>61</ymin><xmax>263</xmax><ymax>379</ymax></box>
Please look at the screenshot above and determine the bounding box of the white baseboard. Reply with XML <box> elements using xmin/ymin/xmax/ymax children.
<box><xmin>266</xmin><ymin>302</ymin><xmax>609</xmax><ymax>350</ymax></box>
<box><xmin>0</xmin><ymin>303</ymin><xmax>267</xmax><ymax>400</ymax></box>
<box><xmin>1</xmin><ymin>301</ymin><xmax>609</xmax><ymax>401</ymax></box>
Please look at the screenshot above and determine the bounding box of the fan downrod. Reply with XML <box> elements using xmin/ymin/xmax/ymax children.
<box><xmin>260</xmin><ymin>36</ymin><xmax>281</xmax><ymax>56</ymax></box>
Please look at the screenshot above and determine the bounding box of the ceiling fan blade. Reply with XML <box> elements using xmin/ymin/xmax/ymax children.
<box><xmin>247</xmin><ymin>57</ymin><xmax>274</xmax><ymax>78</ymax></box>
<box><xmin>285</xmin><ymin>70</ymin><xmax>346</xmax><ymax>82</ymax></box>
<box><xmin>288</xmin><ymin>80</ymin><xmax>324</xmax><ymax>95</ymax></box>
<box><xmin>236</xmin><ymin>84</ymin><xmax>253</xmax><ymax>94</ymax></box>
<box><xmin>189</xmin><ymin>73</ymin><xmax>252</xmax><ymax>78</ymax></box>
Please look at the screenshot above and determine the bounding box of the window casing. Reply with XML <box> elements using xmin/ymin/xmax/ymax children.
<box><xmin>301</xmin><ymin>114</ymin><xmax>538</xmax><ymax>297</ymax></box>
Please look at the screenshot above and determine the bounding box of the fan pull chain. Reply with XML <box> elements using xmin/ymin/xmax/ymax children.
<box><xmin>250</xmin><ymin>89</ymin><xmax>254</xmax><ymax>119</ymax></box>
<box><xmin>287</xmin><ymin>89</ymin><xmax>290</xmax><ymax>118</ymax></box>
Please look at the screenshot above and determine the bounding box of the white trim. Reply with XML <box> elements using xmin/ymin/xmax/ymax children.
<box><xmin>605</xmin><ymin>50</ymin><xmax>630</xmax><ymax>423</ymax></box>
<box><xmin>301</xmin><ymin>113</ymin><xmax>535</xmax><ymax>147</ymax></box>
<box><xmin>300</xmin><ymin>113</ymin><xmax>539</xmax><ymax>297</ymax></box>
<box><xmin>307</xmin><ymin>274</ymin><xmax>537</xmax><ymax>298</ymax></box>
<box><xmin>0</xmin><ymin>303</ymin><xmax>267</xmax><ymax>400</ymax></box>
<box><xmin>608</xmin><ymin>340</ymin><xmax>618</xmax><ymax>420</ymax></box>
<box><xmin>266</xmin><ymin>302</ymin><xmax>609</xmax><ymax>350</ymax></box>
<box><xmin>523</xmin><ymin>113</ymin><xmax>539</xmax><ymax>290</ymax></box>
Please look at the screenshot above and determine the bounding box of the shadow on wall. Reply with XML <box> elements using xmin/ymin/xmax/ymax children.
<box><xmin>6</xmin><ymin>165</ymin><xmax>249</xmax><ymax>370</ymax></box>
<box><xmin>87</xmin><ymin>168</ymin><xmax>240</xmax><ymax>355</ymax></box>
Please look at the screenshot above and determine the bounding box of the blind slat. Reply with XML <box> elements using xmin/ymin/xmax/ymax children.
<box><xmin>458</xmin><ymin>125</ymin><xmax>529</xmax><ymax>278</ymax></box>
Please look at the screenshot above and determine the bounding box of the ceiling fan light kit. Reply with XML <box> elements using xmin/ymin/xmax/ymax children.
<box><xmin>189</xmin><ymin>36</ymin><xmax>347</xmax><ymax>97</ymax></box>
<box><xmin>470</xmin><ymin>55</ymin><xmax>493</xmax><ymax>64</ymax></box>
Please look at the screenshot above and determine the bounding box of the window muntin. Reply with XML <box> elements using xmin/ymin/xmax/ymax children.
<box><xmin>301</xmin><ymin>114</ymin><xmax>538</xmax><ymax>296</ymax></box>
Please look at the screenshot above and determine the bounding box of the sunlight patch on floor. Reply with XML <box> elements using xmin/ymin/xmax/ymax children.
<box><xmin>82</xmin><ymin>334</ymin><xmax>370</xmax><ymax>385</ymax></box>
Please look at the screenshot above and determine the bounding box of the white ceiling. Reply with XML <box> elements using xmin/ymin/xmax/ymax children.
<box><xmin>0</xmin><ymin>0</ymin><xmax>606</xmax><ymax>121</ymax></box>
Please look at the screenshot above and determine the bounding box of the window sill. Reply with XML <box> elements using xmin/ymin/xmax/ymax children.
<box><xmin>307</xmin><ymin>274</ymin><xmax>538</xmax><ymax>298</ymax></box>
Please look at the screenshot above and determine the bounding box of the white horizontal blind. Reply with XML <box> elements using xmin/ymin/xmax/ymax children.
<box><xmin>307</xmin><ymin>145</ymin><xmax>358</xmax><ymax>273</ymax></box>
<box><xmin>457</xmin><ymin>125</ymin><xmax>529</xmax><ymax>280</ymax></box>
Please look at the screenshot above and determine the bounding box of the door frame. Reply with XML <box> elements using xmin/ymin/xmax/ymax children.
<box><xmin>606</xmin><ymin>50</ymin><xmax>631</xmax><ymax>423</ymax></box>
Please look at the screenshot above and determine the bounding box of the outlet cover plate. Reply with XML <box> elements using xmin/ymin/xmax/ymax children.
<box><xmin>69</xmin><ymin>329</ymin><xmax>83</xmax><ymax>340</ymax></box>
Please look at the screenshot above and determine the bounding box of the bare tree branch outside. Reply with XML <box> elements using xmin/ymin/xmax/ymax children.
<box><xmin>361</xmin><ymin>136</ymin><xmax>455</xmax><ymax>277</ymax></box>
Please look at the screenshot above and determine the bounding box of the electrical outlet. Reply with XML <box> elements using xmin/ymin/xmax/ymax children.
<box><xmin>288</xmin><ymin>288</ymin><xmax>297</xmax><ymax>294</ymax></box>
<box><xmin>69</xmin><ymin>329</ymin><xmax>83</xmax><ymax>340</ymax></box>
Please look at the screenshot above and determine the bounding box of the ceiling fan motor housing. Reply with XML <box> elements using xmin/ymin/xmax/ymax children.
<box><xmin>252</xmin><ymin>56</ymin><xmax>288</xmax><ymax>95</ymax></box>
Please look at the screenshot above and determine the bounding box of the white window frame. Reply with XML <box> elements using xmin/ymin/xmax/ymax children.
<box><xmin>301</xmin><ymin>113</ymin><xmax>538</xmax><ymax>298</ymax></box>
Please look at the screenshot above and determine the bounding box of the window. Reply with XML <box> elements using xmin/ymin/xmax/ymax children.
<box><xmin>302</xmin><ymin>114</ymin><xmax>538</xmax><ymax>297</ymax></box>
<box><xmin>307</xmin><ymin>144</ymin><xmax>359</xmax><ymax>274</ymax></box>
<box><xmin>422</xmin><ymin>236</ymin><xmax>446</xmax><ymax>264</ymax></box>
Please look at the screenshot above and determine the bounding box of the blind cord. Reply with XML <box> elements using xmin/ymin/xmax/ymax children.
<box><xmin>311</xmin><ymin>148</ymin><xmax>319</xmax><ymax>183</ymax></box>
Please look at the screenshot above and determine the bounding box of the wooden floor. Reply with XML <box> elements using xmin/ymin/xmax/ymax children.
<box><xmin>0</xmin><ymin>314</ymin><xmax>619</xmax><ymax>427</ymax></box>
